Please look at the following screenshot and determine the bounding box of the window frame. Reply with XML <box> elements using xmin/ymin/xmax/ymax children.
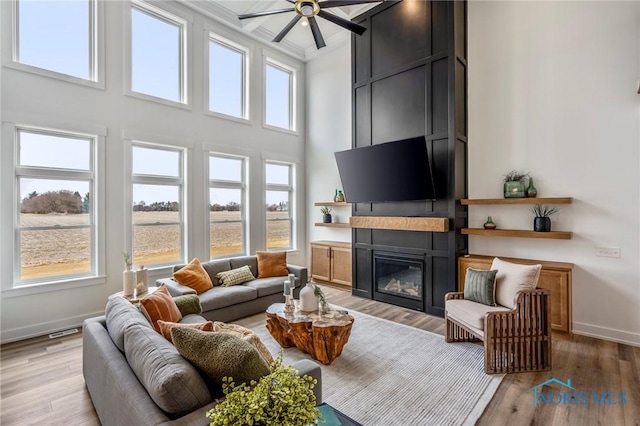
<box><xmin>208</xmin><ymin>152</ymin><xmax>248</xmax><ymax>259</ymax></box>
<box><xmin>130</xmin><ymin>141</ymin><xmax>186</xmax><ymax>270</ymax></box>
<box><xmin>263</xmin><ymin>56</ymin><xmax>297</xmax><ymax>134</ymax></box>
<box><xmin>205</xmin><ymin>33</ymin><xmax>250</xmax><ymax>123</ymax></box>
<box><xmin>125</xmin><ymin>0</ymin><xmax>190</xmax><ymax>109</ymax></box>
<box><xmin>264</xmin><ymin>160</ymin><xmax>294</xmax><ymax>252</ymax></box>
<box><xmin>3</xmin><ymin>0</ymin><xmax>105</xmax><ymax>89</ymax></box>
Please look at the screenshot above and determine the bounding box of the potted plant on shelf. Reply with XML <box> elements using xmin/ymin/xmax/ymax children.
<box><xmin>320</xmin><ymin>206</ymin><xmax>332</xmax><ymax>223</ymax></box>
<box><xmin>503</xmin><ymin>170</ymin><xmax>528</xmax><ymax>198</ymax></box>
<box><xmin>531</xmin><ymin>204</ymin><xmax>559</xmax><ymax>232</ymax></box>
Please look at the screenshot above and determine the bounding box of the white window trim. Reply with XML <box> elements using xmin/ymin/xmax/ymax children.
<box><xmin>264</xmin><ymin>160</ymin><xmax>295</xmax><ymax>252</ymax></box>
<box><xmin>124</xmin><ymin>0</ymin><xmax>191</xmax><ymax>110</ymax></box>
<box><xmin>1</xmin><ymin>0</ymin><xmax>105</xmax><ymax>89</ymax></box>
<box><xmin>1</xmin><ymin>121</ymin><xmax>106</xmax><ymax>297</ymax></box>
<box><xmin>208</xmin><ymin>152</ymin><xmax>248</xmax><ymax>259</ymax></box>
<box><xmin>205</xmin><ymin>31</ymin><xmax>251</xmax><ymax>124</ymax></box>
<box><xmin>263</xmin><ymin>55</ymin><xmax>298</xmax><ymax>135</ymax></box>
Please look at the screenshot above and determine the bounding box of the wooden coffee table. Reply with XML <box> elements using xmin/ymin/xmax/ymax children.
<box><xmin>266</xmin><ymin>303</ymin><xmax>354</xmax><ymax>365</ymax></box>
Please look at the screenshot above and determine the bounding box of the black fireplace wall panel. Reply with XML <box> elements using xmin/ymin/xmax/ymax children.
<box><xmin>351</xmin><ymin>0</ymin><xmax>468</xmax><ymax>317</ymax></box>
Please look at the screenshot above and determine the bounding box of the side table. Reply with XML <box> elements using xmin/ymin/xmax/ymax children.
<box><xmin>108</xmin><ymin>286</ymin><xmax>158</xmax><ymax>304</ymax></box>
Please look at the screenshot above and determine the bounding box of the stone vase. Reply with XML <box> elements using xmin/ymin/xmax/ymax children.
<box><xmin>299</xmin><ymin>283</ymin><xmax>318</xmax><ymax>312</ymax></box>
<box><xmin>123</xmin><ymin>266</ymin><xmax>136</xmax><ymax>297</ymax></box>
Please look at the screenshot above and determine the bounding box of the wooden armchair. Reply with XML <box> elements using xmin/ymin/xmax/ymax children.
<box><xmin>445</xmin><ymin>288</ymin><xmax>551</xmax><ymax>374</ymax></box>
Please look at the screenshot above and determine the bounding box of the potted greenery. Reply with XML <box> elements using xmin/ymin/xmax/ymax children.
<box><xmin>503</xmin><ymin>170</ymin><xmax>528</xmax><ymax>198</ymax></box>
<box><xmin>206</xmin><ymin>355</ymin><xmax>320</xmax><ymax>426</ymax></box>
<box><xmin>531</xmin><ymin>204</ymin><xmax>559</xmax><ymax>232</ymax></box>
<box><xmin>320</xmin><ymin>206</ymin><xmax>332</xmax><ymax>223</ymax></box>
<box><xmin>314</xmin><ymin>284</ymin><xmax>329</xmax><ymax>314</ymax></box>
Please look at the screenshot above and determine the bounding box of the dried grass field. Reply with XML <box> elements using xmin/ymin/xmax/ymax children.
<box><xmin>20</xmin><ymin>211</ymin><xmax>290</xmax><ymax>279</ymax></box>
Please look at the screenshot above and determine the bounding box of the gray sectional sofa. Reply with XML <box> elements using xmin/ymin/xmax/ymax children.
<box><xmin>83</xmin><ymin>296</ymin><xmax>322</xmax><ymax>426</ymax></box>
<box><xmin>155</xmin><ymin>255</ymin><xmax>308</xmax><ymax>322</ymax></box>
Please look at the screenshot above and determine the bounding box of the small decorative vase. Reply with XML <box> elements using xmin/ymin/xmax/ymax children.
<box><xmin>483</xmin><ymin>216</ymin><xmax>497</xmax><ymax>230</ymax></box>
<box><xmin>335</xmin><ymin>190</ymin><xmax>345</xmax><ymax>202</ymax></box>
<box><xmin>299</xmin><ymin>283</ymin><xmax>318</xmax><ymax>312</ymax></box>
<box><xmin>123</xmin><ymin>266</ymin><xmax>135</xmax><ymax>297</ymax></box>
<box><xmin>136</xmin><ymin>265</ymin><xmax>148</xmax><ymax>294</ymax></box>
<box><xmin>322</xmin><ymin>213</ymin><xmax>332</xmax><ymax>223</ymax></box>
<box><xmin>504</xmin><ymin>181</ymin><xmax>525</xmax><ymax>198</ymax></box>
<box><xmin>534</xmin><ymin>217</ymin><xmax>551</xmax><ymax>232</ymax></box>
<box><xmin>526</xmin><ymin>178</ymin><xmax>538</xmax><ymax>198</ymax></box>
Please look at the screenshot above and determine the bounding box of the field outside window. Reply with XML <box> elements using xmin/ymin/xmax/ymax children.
<box><xmin>265</xmin><ymin>162</ymin><xmax>293</xmax><ymax>251</ymax></box>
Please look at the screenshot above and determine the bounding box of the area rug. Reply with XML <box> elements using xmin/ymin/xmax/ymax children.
<box><xmin>235</xmin><ymin>307</ymin><xmax>503</xmax><ymax>426</ymax></box>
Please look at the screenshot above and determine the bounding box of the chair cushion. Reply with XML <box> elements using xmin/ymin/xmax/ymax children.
<box><xmin>463</xmin><ymin>268</ymin><xmax>498</xmax><ymax>306</ymax></box>
<box><xmin>139</xmin><ymin>284</ymin><xmax>182</xmax><ymax>333</ymax></box>
<box><xmin>212</xmin><ymin>321</ymin><xmax>274</xmax><ymax>365</ymax></box>
<box><xmin>216</xmin><ymin>265</ymin><xmax>256</xmax><ymax>287</ymax></box>
<box><xmin>446</xmin><ymin>299</ymin><xmax>510</xmax><ymax>330</ymax></box>
<box><xmin>105</xmin><ymin>296</ymin><xmax>151</xmax><ymax>352</ymax></box>
<box><xmin>198</xmin><ymin>285</ymin><xmax>258</xmax><ymax>311</ymax></box>
<box><xmin>491</xmin><ymin>257</ymin><xmax>542</xmax><ymax>308</ymax></box>
<box><xmin>173</xmin><ymin>258</ymin><xmax>214</xmax><ymax>294</ymax></box>
<box><xmin>157</xmin><ymin>320</ymin><xmax>214</xmax><ymax>343</ymax></box>
<box><xmin>256</xmin><ymin>251</ymin><xmax>289</xmax><ymax>278</ymax></box>
<box><xmin>244</xmin><ymin>277</ymin><xmax>286</xmax><ymax>298</ymax></box>
<box><xmin>171</xmin><ymin>328</ymin><xmax>270</xmax><ymax>387</ymax></box>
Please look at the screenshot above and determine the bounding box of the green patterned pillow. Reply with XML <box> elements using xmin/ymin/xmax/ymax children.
<box><xmin>463</xmin><ymin>268</ymin><xmax>498</xmax><ymax>306</ymax></box>
<box><xmin>215</xmin><ymin>265</ymin><xmax>255</xmax><ymax>287</ymax></box>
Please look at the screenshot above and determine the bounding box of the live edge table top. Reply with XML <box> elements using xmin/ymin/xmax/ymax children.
<box><xmin>265</xmin><ymin>303</ymin><xmax>354</xmax><ymax>365</ymax></box>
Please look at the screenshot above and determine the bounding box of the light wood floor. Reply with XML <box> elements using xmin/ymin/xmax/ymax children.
<box><xmin>1</xmin><ymin>285</ymin><xmax>638</xmax><ymax>425</ymax></box>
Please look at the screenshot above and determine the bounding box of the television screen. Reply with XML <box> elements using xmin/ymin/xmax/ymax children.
<box><xmin>334</xmin><ymin>136</ymin><xmax>437</xmax><ymax>203</ymax></box>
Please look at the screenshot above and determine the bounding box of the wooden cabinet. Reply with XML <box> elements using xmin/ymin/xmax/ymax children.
<box><xmin>310</xmin><ymin>241</ymin><xmax>352</xmax><ymax>287</ymax></box>
<box><xmin>458</xmin><ymin>254</ymin><xmax>573</xmax><ymax>334</ymax></box>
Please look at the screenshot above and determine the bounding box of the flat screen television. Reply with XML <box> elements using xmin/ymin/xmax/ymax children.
<box><xmin>334</xmin><ymin>136</ymin><xmax>437</xmax><ymax>203</ymax></box>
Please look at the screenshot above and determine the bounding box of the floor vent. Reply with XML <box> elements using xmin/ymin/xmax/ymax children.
<box><xmin>49</xmin><ymin>328</ymin><xmax>79</xmax><ymax>339</ymax></box>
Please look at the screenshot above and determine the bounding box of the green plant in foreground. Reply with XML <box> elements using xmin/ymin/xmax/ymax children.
<box><xmin>207</xmin><ymin>355</ymin><xmax>320</xmax><ymax>426</ymax></box>
<box><xmin>503</xmin><ymin>170</ymin><xmax>529</xmax><ymax>183</ymax></box>
<box><xmin>531</xmin><ymin>204</ymin><xmax>559</xmax><ymax>217</ymax></box>
<box><xmin>320</xmin><ymin>206</ymin><xmax>332</xmax><ymax>215</ymax></box>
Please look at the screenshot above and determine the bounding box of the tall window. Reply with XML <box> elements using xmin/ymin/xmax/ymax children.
<box><xmin>131</xmin><ymin>144</ymin><xmax>184</xmax><ymax>267</ymax></box>
<box><xmin>209</xmin><ymin>36</ymin><xmax>247</xmax><ymax>119</ymax></box>
<box><xmin>265</xmin><ymin>162</ymin><xmax>293</xmax><ymax>250</ymax></box>
<box><xmin>16</xmin><ymin>129</ymin><xmax>96</xmax><ymax>284</ymax></box>
<box><xmin>130</xmin><ymin>1</ymin><xmax>185</xmax><ymax>103</ymax></box>
<box><xmin>209</xmin><ymin>154</ymin><xmax>247</xmax><ymax>258</ymax></box>
<box><xmin>265</xmin><ymin>60</ymin><xmax>294</xmax><ymax>130</ymax></box>
<box><xmin>15</xmin><ymin>0</ymin><xmax>96</xmax><ymax>80</ymax></box>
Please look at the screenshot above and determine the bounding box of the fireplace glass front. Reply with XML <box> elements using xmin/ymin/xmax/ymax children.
<box><xmin>374</xmin><ymin>254</ymin><xmax>423</xmax><ymax>301</ymax></box>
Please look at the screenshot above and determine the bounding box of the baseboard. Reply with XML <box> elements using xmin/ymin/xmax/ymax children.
<box><xmin>572</xmin><ymin>321</ymin><xmax>640</xmax><ymax>347</ymax></box>
<box><xmin>0</xmin><ymin>310</ymin><xmax>104</xmax><ymax>344</ymax></box>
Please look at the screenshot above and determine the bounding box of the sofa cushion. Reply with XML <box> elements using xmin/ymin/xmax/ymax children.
<box><xmin>173</xmin><ymin>258</ymin><xmax>213</xmax><ymax>294</ymax></box>
<box><xmin>229</xmin><ymin>256</ymin><xmax>258</xmax><ymax>274</ymax></box>
<box><xmin>245</xmin><ymin>276</ymin><xmax>286</xmax><ymax>298</ymax></box>
<box><xmin>171</xmin><ymin>328</ymin><xmax>270</xmax><ymax>387</ymax></box>
<box><xmin>216</xmin><ymin>265</ymin><xmax>256</xmax><ymax>287</ymax></box>
<box><xmin>198</xmin><ymin>285</ymin><xmax>258</xmax><ymax>312</ymax></box>
<box><xmin>446</xmin><ymin>299</ymin><xmax>511</xmax><ymax>331</ymax></box>
<box><xmin>256</xmin><ymin>251</ymin><xmax>289</xmax><ymax>278</ymax></box>
<box><xmin>158</xmin><ymin>320</ymin><xmax>214</xmax><ymax>343</ymax></box>
<box><xmin>173</xmin><ymin>294</ymin><xmax>202</xmax><ymax>316</ymax></box>
<box><xmin>201</xmin><ymin>259</ymin><xmax>231</xmax><ymax>286</ymax></box>
<box><xmin>124</xmin><ymin>322</ymin><xmax>212</xmax><ymax>417</ymax></box>
<box><xmin>139</xmin><ymin>284</ymin><xmax>182</xmax><ymax>333</ymax></box>
<box><xmin>105</xmin><ymin>296</ymin><xmax>151</xmax><ymax>352</ymax></box>
<box><xmin>463</xmin><ymin>268</ymin><xmax>498</xmax><ymax>306</ymax></box>
<box><xmin>212</xmin><ymin>321</ymin><xmax>274</xmax><ymax>365</ymax></box>
<box><xmin>491</xmin><ymin>257</ymin><xmax>542</xmax><ymax>308</ymax></box>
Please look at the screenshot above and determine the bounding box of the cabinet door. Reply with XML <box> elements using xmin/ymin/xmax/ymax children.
<box><xmin>537</xmin><ymin>270</ymin><xmax>570</xmax><ymax>333</ymax></box>
<box><xmin>310</xmin><ymin>244</ymin><xmax>331</xmax><ymax>282</ymax></box>
<box><xmin>330</xmin><ymin>246</ymin><xmax>352</xmax><ymax>287</ymax></box>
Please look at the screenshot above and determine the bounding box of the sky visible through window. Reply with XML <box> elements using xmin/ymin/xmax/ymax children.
<box><xmin>209</xmin><ymin>40</ymin><xmax>243</xmax><ymax>117</ymax></box>
<box><xmin>265</xmin><ymin>64</ymin><xmax>291</xmax><ymax>129</ymax></box>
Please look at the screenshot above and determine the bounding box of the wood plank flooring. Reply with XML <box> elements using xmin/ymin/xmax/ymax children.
<box><xmin>1</xmin><ymin>285</ymin><xmax>638</xmax><ymax>425</ymax></box>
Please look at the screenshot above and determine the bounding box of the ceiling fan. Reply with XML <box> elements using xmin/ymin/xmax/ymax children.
<box><xmin>237</xmin><ymin>0</ymin><xmax>383</xmax><ymax>49</ymax></box>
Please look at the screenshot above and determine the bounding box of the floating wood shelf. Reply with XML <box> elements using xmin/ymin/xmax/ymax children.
<box><xmin>461</xmin><ymin>197</ymin><xmax>572</xmax><ymax>205</ymax></box>
<box><xmin>314</xmin><ymin>202</ymin><xmax>351</xmax><ymax>207</ymax></box>
<box><xmin>314</xmin><ymin>222</ymin><xmax>351</xmax><ymax>228</ymax></box>
<box><xmin>350</xmin><ymin>216</ymin><xmax>449</xmax><ymax>232</ymax></box>
<box><xmin>461</xmin><ymin>228</ymin><xmax>573</xmax><ymax>240</ymax></box>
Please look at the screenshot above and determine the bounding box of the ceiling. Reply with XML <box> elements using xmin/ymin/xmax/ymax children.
<box><xmin>182</xmin><ymin>0</ymin><xmax>381</xmax><ymax>61</ymax></box>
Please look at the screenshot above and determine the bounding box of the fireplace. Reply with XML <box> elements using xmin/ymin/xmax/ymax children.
<box><xmin>373</xmin><ymin>252</ymin><xmax>425</xmax><ymax>311</ymax></box>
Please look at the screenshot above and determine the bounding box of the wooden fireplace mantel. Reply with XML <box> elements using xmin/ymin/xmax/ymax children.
<box><xmin>349</xmin><ymin>216</ymin><xmax>449</xmax><ymax>232</ymax></box>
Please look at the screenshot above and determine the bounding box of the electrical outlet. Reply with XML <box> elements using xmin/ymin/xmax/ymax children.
<box><xmin>596</xmin><ymin>247</ymin><xmax>621</xmax><ymax>258</ymax></box>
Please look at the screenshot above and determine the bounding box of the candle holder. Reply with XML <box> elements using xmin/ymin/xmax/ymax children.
<box><xmin>284</xmin><ymin>289</ymin><xmax>295</xmax><ymax>313</ymax></box>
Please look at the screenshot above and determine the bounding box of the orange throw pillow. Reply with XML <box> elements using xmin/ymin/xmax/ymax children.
<box><xmin>140</xmin><ymin>284</ymin><xmax>182</xmax><ymax>333</ymax></box>
<box><xmin>158</xmin><ymin>320</ymin><xmax>214</xmax><ymax>343</ymax></box>
<box><xmin>256</xmin><ymin>251</ymin><xmax>288</xmax><ymax>278</ymax></box>
<box><xmin>173</xmin><ymin>258</ymin><xmax>213</xmax><ymax>294</ymax></box>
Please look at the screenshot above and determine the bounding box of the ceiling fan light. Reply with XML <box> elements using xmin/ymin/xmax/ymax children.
<box><xmin>300</xmin><ymin>4</ymin><xmax>314</xmax><ymax>16</ymax></box>
<box><xmin>301</xmin><ymin>18</ymin><xmax>309</xmax><ymax>27</ymax></box>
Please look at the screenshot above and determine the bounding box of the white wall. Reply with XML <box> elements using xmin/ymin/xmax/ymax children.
<box><xmin>468</xmin><ymin>1</ymin><xmax>640</xmax><ymax>345</ymax></box>
<box><xmin>305</xmin><ymin>43</ymin><xmax>352</xmax><ymax>246</ymax></box>
<box><xmin>0</xmin><ymin>1</ymin><xmax>306</xmax><ymax>343</ymax></box>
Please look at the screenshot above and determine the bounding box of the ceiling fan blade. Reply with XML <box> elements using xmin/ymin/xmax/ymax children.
<box><xmin>238</xmin><ymin>8</ymin><xmax>295</xmax><ymax>20</ymax></box>
<box><xmin>318</xmin><ymin>10</ymin><xmax>367</xmax><ymax>35</ymax></box>
<box><xmin>273</xmin><ymin>15</ymin><xmax>302</xmax><ymax>43</ymax></box>
<box><xmin>308</xmin><ymin>16</ymin><xmax>326</xmax><ymax>49</ymax></box>
<box><xmin>320</xmin><ymin>0</ymin><xmax>382</xmax><ymax>8</ymax></box>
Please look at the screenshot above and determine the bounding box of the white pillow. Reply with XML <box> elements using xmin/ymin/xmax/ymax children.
<box><xmin>491</xmin><ymin>257</ymin><xmax>542</xmax><ymax>308</ymax></box>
